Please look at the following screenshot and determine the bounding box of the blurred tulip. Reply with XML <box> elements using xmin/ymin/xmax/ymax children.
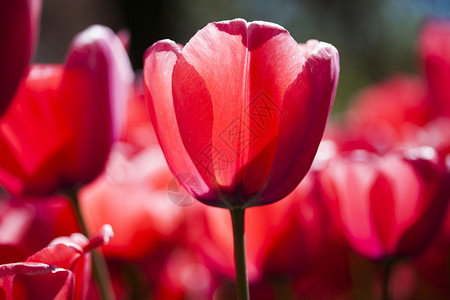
<box><xmin>320</xmin><ymin>147</ymin><xmax>450</xmax><ymax>260</ymax></box>
<box><xmin>121</xmin><ymin>78</ymin><xmax>158</xmax><ymax>150</ymax></box>
<box><xmin>80</xmin><ymin>143</ymin><xmax>188</xmax><ymax>259</ymax></box>
<box><xmin>0</xmin><ymin>25</ymin><xmax>134</xmax><ymax>196</ymax></box>
<box><xmin>406</xmin><ymin>118</ymin><xmax>450</xmax><ymax>249</ymax></box>
<box><xmin>0</xmin><ymin>224</ymin><xmax>113</xmax><ymax>300</ymax></box>
<box><xmin>0</xmin><ymin>0</ymin><xmax>42</xmax><ymax>115</ymax></box>
<box><xmin>348</xmin><ymin>75</ymin><xmax>430</xmax><ymax>129</ymax></box>
<box><xmin>153</xmin><ymin>248</ymin><xmax>214</xmax><ymax>300</ymax></box>
<box><xmin>419</xmin><ymin>18</ymin><xmax>450</xmax><ymax>118</ymax></box>
<box><xmin>0</xmin><ymin>196</ymin><xmax>79</xmax><ymax>263</ymax></box>
<box><xmin>343</xmin><ymin>75</ymin><xmax>430</xmax><ymax>153</ymax></box>
<box><xmin>144</xmin><ymin>18</ymin><xmax>339</xmax><ymax>208</ymax></box>
<box><xmin>412</xmin><ymin>117</ymin><xmax>450</xmax><ymax>161</ymax></box>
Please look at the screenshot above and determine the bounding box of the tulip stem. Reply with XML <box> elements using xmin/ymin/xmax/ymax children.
<box><xmin>230</xmin><ymin>207</ymin><xmax>250</xmax><ymax>300</ymax></box>
<box><xmin>67</xmin><ymin>189</ymin><xmax>116</xmax><ymax>300</ymax></box>
<box><xmin>381</xmin><ymin>258</ymin><xmax>394</xmax><ymax>300</ymax></box>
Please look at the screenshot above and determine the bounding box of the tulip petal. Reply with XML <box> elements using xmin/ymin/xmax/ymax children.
<box><xmin>171</xmin><ymin>50</ymin><xmax>216</xmax><ymax>189</ymax></box>
<box><xmin>26</xmin><ymin>229</ymin><xmax>107</xmax><ymax>300</ymax></box>
<box><xmin>379</xmin><ymin>154</ymin><xmax>422</xmax><ymax>248</ymax></box>
<box><xmin>0</xmin><ymin>262</ymin><xmax>73</xmax><ymax>300</ymax></box>
<box><xmin>26</xmin><ymin>243</ymin><xmax>83</xmax><ymax>271</ymax></box>
<box><xmin>144</xmin><ymin>40</ymin><xmax>218</xmax><ymax>203</ymax></box>
<box><xmin>327</xmin><ymin>153</ymin><xmax>386</xmax><ymax>259</ymax></box>
<box><xmin>179</xmin><ymin>19</ymin><xmax>249</xmax><ymax>192</ymax></box>
<box><xmin>258</xmin><ymin>42</ymin><xmax>339</xmax><ymax>205</ymax></box>
<box><xmin>370</xmin><ymin>174</ymin><xmax>396</xmax><ymax>253</ymax></box>
<box><xmin>239</xmin><ymin>22</ymin><xmax>304</xmax><ymax>199</ymax></box>
<box><xmin>13</xmin><ymin>271</ymin><xmax>74</xmax><ymax>300</ymax></box>
<box><xmin>396</xmin><ymin>150</ymin><xmax>450</xmax><ymax>256</ymax></box>
<box><xmin>0</xmin><ymin>262</ymin><xmax>62</xmax><ymax>279</ymax></box>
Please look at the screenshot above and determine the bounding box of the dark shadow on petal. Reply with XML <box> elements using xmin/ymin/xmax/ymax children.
<box><xmin>397</xmin><ymin>162</ymin><xmax>450</xmax><ymax>257</ymax></box>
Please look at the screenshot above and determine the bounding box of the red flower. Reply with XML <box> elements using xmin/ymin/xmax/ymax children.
<box><xmin>320</xmin><ymin>147</ymin><xmax>450</xmax><ymax>260</ymax></box>
<box><xmin>0</xmin><ymin>225</ymin><xmax>113</xmax><ymax>300</ymax></box>
<box><xmin>144</xmin><ymin>18</ymin><xmax>339</xmax><ymax>208</ymax></box>
<box><xmin>0</xmin><ymin>25</ymin><xmax>134</xmax><ymax>196</ymax></box>
<box><xmin>419</xmin><ymin>18</ymin><xmax>450</xmax><ymax>118</ymax></box>
<box><xmin>0</xmin><ymin>0</ymin><xmax>42</xmax><ymax>116</ymax></box>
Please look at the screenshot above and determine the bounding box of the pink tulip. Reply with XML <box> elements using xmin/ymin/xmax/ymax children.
<box><xmin>144</xmin><ymin>18</ymin><xmax>339</xmax><ymax>208</ymax></box>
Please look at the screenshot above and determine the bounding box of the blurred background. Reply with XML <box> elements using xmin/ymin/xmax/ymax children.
<box><xmin>36</xmin><ymin>0</ymin><xmax>450</xmax><ymax>113</ymax></box>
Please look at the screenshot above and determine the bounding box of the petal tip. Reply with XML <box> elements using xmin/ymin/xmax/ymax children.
<box><xmin>72</xmin><ymin>25</ymin><xmax>114</xmax><ymax>49</ymax></box>
<box><xmin>312</xmin><ymin>42</ymin><xmax>339</xmax><ymax>60</ymax></box>
<box><xmin>144</xmin><ymin>39</ymin><xmax>181</xmax><ymax>60</ymax></box>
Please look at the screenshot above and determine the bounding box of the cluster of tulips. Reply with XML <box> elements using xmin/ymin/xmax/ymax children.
<box><xmin>1</xmin><ymin>1</ymin><xmax>449</xmax><ymax>299</ymax></box>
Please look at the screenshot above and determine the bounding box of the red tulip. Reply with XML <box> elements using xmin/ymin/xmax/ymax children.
<box><xmin>0</xmin><ymin>0</ymin><xmax>42</xmax><ymax>115</ymax></box>
<box><xmin>320</xmin><ymin>147</ymin><xmax>450</xmax><ymax>260</ymax></box>
<box><xmin>0</xmin><ymin>25</ymin><xmax>134</xmax><ymax>196</ymax></box>
<box><xmin>419</xmin><ymin>18</ymin><xmax>450</xmax><ymax>118</ymax></box>
<box><xmin>144</xmin><ymin>18</ymin><xmax>339</xmax><ymax>208</ymax></box>
<box><xmin>0</xmin><ymin>224</ymin><xmax>113</xmax><ymax>300</ymax></box>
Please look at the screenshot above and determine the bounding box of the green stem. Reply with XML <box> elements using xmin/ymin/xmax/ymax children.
<box><xmin>382</xmin><ymin>258</ymin><xmax>394</xmax><ymax>300</ymax></box>
<box><xmin>67</xmin><ymin>189</ymin><xmax>116</xmax><ymax>300</ymax></box>
<box><xmin>230</xmin><ymin>207</ymin><xmax>250</xmax><ymax>300</ymax></box>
